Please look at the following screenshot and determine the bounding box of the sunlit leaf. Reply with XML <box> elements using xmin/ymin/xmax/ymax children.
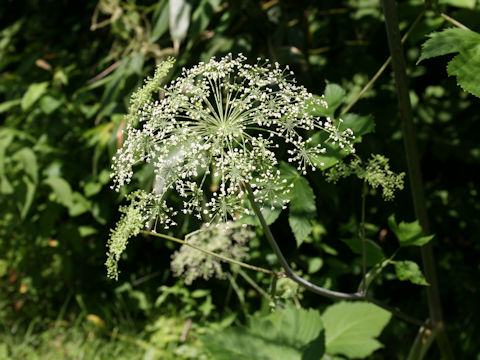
<box><xmin>322</xmin><ymin>302</ymin><xmax>391</xmax><ymax>359</ymax></box>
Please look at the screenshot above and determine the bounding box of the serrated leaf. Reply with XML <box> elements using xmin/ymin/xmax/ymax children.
<box><xmin>393</xmin><ymin>260</ymin><xmax>429</xmax><ymax>286</ymax></box>
<box><xmin>446</xmin><ymin>46</ymin><xmax>480</xmax><ymax>97</ymax></box>
<box><xmin>417</xmin><ymin>28</ymin><xmax>480</xmax><ymax>98</ymax></box>
<box><xmin>21</xmin><ymin>82</ymin><xmax>48</xmax><ymax>110</ymax></box>
<box><xmin>417</xmin><ymin>28</ymin><xmax>480</xmax><ymax>63</ymax></box>
<box><xmin>388</xmin><ymin>215</ymin><xmax>434</xmax><ymax>247</ymax></box>
<box><xmin>44</xmin><ymin>177</ymin><xmax>74</xmax><ymax>209</ymax></box>
<box><xmin>200</xmin><ymin>305</ymin><xmax>325</xmax><ymax>360</ymax></box>
<box><xmin>322</xmin><ymin>302</ymin><xmax>391</xmax><ymax>359</ymax></box>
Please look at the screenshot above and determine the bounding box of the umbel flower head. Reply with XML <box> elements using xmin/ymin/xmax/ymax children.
<box><xmin>111</xmin><ymin>54</ymin><xmax>355</xmax><ymax>229</ymax></box>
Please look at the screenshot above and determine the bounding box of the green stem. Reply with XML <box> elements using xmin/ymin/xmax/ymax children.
<box><xmin>360</xmin><ymin>181</ymin><xmax>367</xmax><ymax>294</ymax></box>
<box><xmin>407</xmin><ymin>322</ymin><xmax>438</xmax><ymax>360</ymax></box>
<box><xmin>242</xmin><ymin>182</ymin><xmax>363</xmax><ymax>301</ymax></box>
<box><xmin>140</xmin><ymin>230</ymin><xmax>285</xmax><ymax>277</ymax></box>
<box><xmin>437</xmin><ymin>11</ymin><xmax>470</xmax><ymax>30</ymax></box>
<box><xmin>341</xmin><ymin>9</ymin><xmax>425</xmax><ymax>115</ymax></box>
<box><xmin>237</xmin><ymin>268</ymin><xmax>274</xmax><ymax>303</ymax></box>
<box><xmin>380</xmin><ymin>1</ymin><xmax>454</xmax><ymax>358</ymax></box>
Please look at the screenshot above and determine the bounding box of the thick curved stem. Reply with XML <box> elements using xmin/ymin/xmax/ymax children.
<box><xmin>243</xmin><ymin>182</ymin><xmax>363</xmax><ymax>300</ymax></box>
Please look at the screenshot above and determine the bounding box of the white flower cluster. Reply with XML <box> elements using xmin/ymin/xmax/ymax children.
<box><xmin>171</xmin><ymin>222</ymin><xmax>254</xmax><ymax>285</ymax></box>
<box><xmin>111</xmin><ymin>54</ymin><xmax>355</xmax><ymax>228</ymax></box>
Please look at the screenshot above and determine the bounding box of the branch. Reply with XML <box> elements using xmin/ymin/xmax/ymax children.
<box><xmin>140</xmin><ymin>230</ymin><xmax>285</xmax><ymax>277</ymax></box>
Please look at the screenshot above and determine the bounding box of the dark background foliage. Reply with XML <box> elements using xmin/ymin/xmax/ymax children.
<box><xmin>1</xmin><ymin>0</ymin><xmax>479</xmax><ymax>358</ymax></box>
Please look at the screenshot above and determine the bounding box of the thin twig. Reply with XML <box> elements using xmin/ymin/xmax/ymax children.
<box><xmin>140</xmin><ymin>230</ymin><xmax>285</xmax><ymax>277</ymax></box>
<box><xmin>340</xmin><ymin>9</ymin><xmax>425</xmax><ymax>115</ymax></box>
<box><xmin>87</xmin><ymin>61</ymin><xmax>121</xmax><ymax>84</ymax></box>
<box><xmin>437</xmin><ymin>12</ymin><xmax>470</xmax><ymax>30</ymax></box>
<box><xmin>237</xmin><ymin>268</ymin><xmax>273</xmax><ymax>303</ymax></box>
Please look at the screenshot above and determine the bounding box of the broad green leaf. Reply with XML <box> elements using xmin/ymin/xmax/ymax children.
<box><xmin>21</xmin><ymin>82</ymin><xmax>49</xmax><ymax>110</ymax></box>
<box><xmin>342</xmin><ymin>238</ymin><xmax>385</xmax><ymax>267</ymax></box>
<box><xmin>322</xmin><ymin>302</ymin><xmax>391</xmax><ymax>359</ymax></box>
<box><xmin>324</xmin><ymin>83</ymin><xmax>346</xmax><ymax>117</ymax></box>
<box><xmin>388</xmin><ymin>215</ymin><xmax>434</xmax><ymax>247</ymax></box>
<box><xmin>393</xmin><ymin>260</ymin><xmax>429</xmax><ymax>286</ymax></box>
<box><xmin>200</xmin><ymin>305</ymin><xmax>325</xmax><ymax>360</ymax></box>
<box><xmin>417</xmin><ymin>28</ymin><xmax>480</xmax><ymax>97</ymax></box>
<box><xmin>44</xmin><ymin>177</ymin><xmax>74</xmax><ymax>209</ymax></box>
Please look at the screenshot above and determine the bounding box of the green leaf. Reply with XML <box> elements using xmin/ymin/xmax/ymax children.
<box><xmin>200</xmin><ymin>305</ymin><xmax>325</xmax><ymax>360</ymax></box>
<box><xmin>322</xmin><ymin>302</ymin><xmax>391</xmax><ymax>359</ymax></box>
<box><xmin>21</xmin><ymin>82</ymin><xmax>49</xmax><ymax>110</ymax></box>
<box><xmin>44</xmin><ymin>177</ymin><xmax>74</xmax><ymax>209</ymax></box>
<box><xmin>39</xmin><ymin>95</ymin><xmax>62</xmax><ymax>114</ymax></box>
<box><xmin>446</xmin><ymin>46</ymin><xmax>480</xmax><ymax>97</ymax></box>
<box><xmin>282</xmin><ymin>164</ymin><xmax>316</xmax><ymax>246</ymax></box>
<box><xmin>308</xmin><ymin>113</ymin><xmax>374</xmax><ymax>171</ymax></box>
<box><xmin>150</xmin><ymin>0</ymin><xmax>169</xmax><ymax>42</ymax></box>
<box><xmin>388</xmin><ymin>214</ymin><xmax>434</xmax><ymax>247</ymax></box>
<box><xmin>340</xmin><ymin>113</ymin><xmax>375</xmax><ymax>140</ymax></box>
<box><xmin>12</xmin><ymin>147</ymin><xmax>38</xmax><ymax>183</ymax></box>
<box><xmin>342</xmin><ymin>238</ymin><xmax>385</xmax><ymax>267</ymax></box>
<box><xmin>417</xmin><ymin>28</ymin><xmax>480</xmax><ymax>63</ymax></box>
<box><xmin>393</xmin><ymin>260</ymin><xmax>429</xmax><ymax>286</ymax></box>
<box><xmin>324</xmin><ymin>83</ymin><xmax>346</xmax><ymax>117</ymax></box>
<box><xmin>16</xmin><ymin>175</ymin><xmax>36</xmax><ymax>219</ymax></box>
<box><xmin>169</xmin><ymin>0</ymin><xmax>191</xmax><ymax>44</ymax></box>
<box><xmin>417</xmin><ymin>28</ymin><xmax>480</xmax><ymax>97</ymax></box>
<box><xmin>0</xmin><ymin>98</ymin><xmax>21</xmax><ymax>113</ymax></box>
